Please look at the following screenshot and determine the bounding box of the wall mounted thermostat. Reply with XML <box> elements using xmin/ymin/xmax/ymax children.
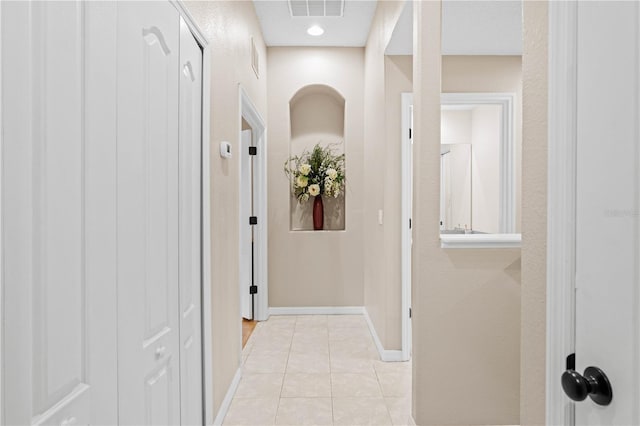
<box><xmin>219</xmin><ymin>141</ymin><xmax>232</xmax><ymax>159</ymax></box>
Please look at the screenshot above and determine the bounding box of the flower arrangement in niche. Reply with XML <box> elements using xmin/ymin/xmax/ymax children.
<box><xmin>284</xmin><ymin>143</ymin><xmax>345</xmax><ymax>230</ymax></box>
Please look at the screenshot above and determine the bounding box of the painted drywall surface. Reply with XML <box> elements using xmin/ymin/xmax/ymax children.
<box><xmin>520</xmin><ymin>2</ymin><xmax>548</xmax><ymax>424</ymax></box>
<box><xmin>412</xmin><ymin>2</ymin><xmax>522</xmax><ymax>424</ymax></box>
<box><xmin>362</xmin><ymin>1</ymin><xmax>406</xmax><ymax>351</ymax></box>
<box><xmin>441</xmin><ymin>109</ymin><xmax>472</xmax><ymax>144</ymax></box>
<box><xmin>267</xmin><ymin>47</ymin><xmax>365</xmax><ymax>307</ymax></box>
<box><xmin>443</xmin><ymin>55</ymin><xmax>523</xmax><ymax>233</ymax></box>
<box><xmin>184</xmin><ymin>0</ymin><xmax>268</xmax><ymax>417</ymax></box>
<box><xmin>471</xmin><ymin>105</ymin><xmax>501</xmax><ymax>234</ymax></box>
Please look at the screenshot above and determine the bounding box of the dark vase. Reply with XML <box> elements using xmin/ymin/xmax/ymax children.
<box><xmin>313</xmin><ymin>195</ymin><xmax>324</xmax><ymax>230</ymax></box>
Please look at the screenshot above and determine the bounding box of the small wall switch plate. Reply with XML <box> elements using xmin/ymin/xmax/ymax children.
<box><xmin>378</xmin><ymin>209</ymin><xmax>384</xmax><ymax>225</ymax></box>
<box><xmin>219</xmin><ymin>141</ymin><xmax>232</xmax><ymax>159</ymax></box>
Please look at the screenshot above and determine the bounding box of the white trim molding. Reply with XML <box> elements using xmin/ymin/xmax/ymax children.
<box><xmin>440</xmin><ymin>233</ymin><xmax>522</xmax><ymax>249</ymax></box>
<box><xmin>171</xmin><ymin>1</ymin><xmax>208</xmax><ymax>48</ymax></box>
<box><xmin>400</xmin><ymin>93</ymin><xmax>413</xmax><ymax>362</ymax></box>
<box><xmin>0</xmin><ymin>1</ymin><xmax>4</xmax><ymax>422</ymax></box>
<box><xmin>239</xmin><ymin>86</ymin><xmax>269</xmax><ymax>322</ymax></box>
<box><xmin>172</xmin><ymin>3</ymin><xmax>214</xmax><ymax>424</ymax></box>
<box><xmin>201</xmin><ymin>50</ymin><xmax>214</xmax><ymax>426</ymax></box>
<box><xmin>547</xmin><ymin>2</ymin><xmax>578</xmax><ymax>426</ymax></box>
<box><xmin>269</xmin><ymin>306</ymin><xmax>364</xmax><ymax>316</ymax></box>
<box><xmin>441</xmin><ymin>92</ymin><xmax>518</xmax><ymax>234</ymax></box>
<box><xmin>212</xmin><ymin>368</ymin><xmax>242</xmax><ymax>426</ymax></box>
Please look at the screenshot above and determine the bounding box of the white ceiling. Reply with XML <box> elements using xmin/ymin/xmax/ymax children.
<box><xmin>254</xmin><ymin>0</ymin><xmax>522</xmax><ymax>53</ymax></box>
<box><xmin>386</xmin><ymin>0</ymin><xmax>522</xmax><ymax>55</ymax></box>
<box><xmin>253</xmin><ymin>0</ymin><xmax>377</xmax><ymax>47</ymax></box>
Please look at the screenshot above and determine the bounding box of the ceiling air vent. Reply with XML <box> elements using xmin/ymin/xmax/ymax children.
<box><xmin>288</xmin><ymin>0</ymin><xmax>344</xmax><ymax>17</ymax></box>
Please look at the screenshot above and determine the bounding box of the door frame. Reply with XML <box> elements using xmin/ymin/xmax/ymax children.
<box><xmin>546</xmin><ymin>2</ymin><xmax>578</xmax><ymax>425</ymax></box>
<box><xmin>401</xmin><ymin>93</ymin><xmax>412</xmax><ymax>361</ymax></box>
<box><xmin>171</xmin><ymin>2</ymin><xmax>214</xmax><ymax>424</ymax></box>
<box><xmin>238</xmin><ymin>86</ymin><xmax>268</xmax><ymax>327</ymax></box>
<box><xmin>0</xmin><ymin>2</ymin><xmax>4</xmax><ymax>422</ymax></box>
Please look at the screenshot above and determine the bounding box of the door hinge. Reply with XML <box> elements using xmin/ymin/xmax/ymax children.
<box><xmin>409</xmin><ymin>218</ymin><xmax>412</xmax><ymax>229</ymax></box>
<box><xmin>249</xmin><ymin>216</ymin><xmax>258</xmax><ymax>225</ymax></box>
<box><xmin>249</xmin><ymin>146</ymin><xmax>257</xmax><ymax>156</ymax></box>
<box><xmin>249</xmin><ymin>285</ymin><xmax>258</xmax><ymax>294</ymax></box>
<box><xmin>409</xmin><ymin>128</ymin><xmax>412</xmax><ymax>139</ymax></box>
<box><xmin>566</xmin><ymin>353</ymin><xmax>575</xmax><ymax>370</ymax></box>
<box><xmin>409</xmin><ymin>308</ymin><xmax>412</xmax><ymax>318</ymax></box>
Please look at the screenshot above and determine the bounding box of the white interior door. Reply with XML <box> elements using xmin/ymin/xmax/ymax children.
<box><xmin>572</xmin><ymin>2</ymin><xmax>640</xmax><ymax>425</ymax></box>
<box><xmin>178</xmin><ymin>16</ymin><xmax>203</xmax><ymax>426</ymax></box>
<box><xmin>240</xmin><ymin>129</ymin><xmax>255</xmax><ymax>320</ymax></box>
<box><xmin>401</xmin><ymin>94</ymin><xmax>413</xmax><ymax>360</ymax></box>
<box><xmin>116</xmin><ymin>2</ymin><xmax>181</xmax><ymax>424</ymax></box>
<box><xmin>1</xmin><ymin>2</ymin><xmax>118</xmax><ymax>424</ymax></box>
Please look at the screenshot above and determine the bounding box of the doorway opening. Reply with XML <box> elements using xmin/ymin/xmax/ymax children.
<box><xmin>401</xmin><ymin>92</ymin><xmax>413</xmax><ymax>361</ymax></box>
<box><xmin>239</xmin><ymin>87</ymin><xmax>268</xmax><ymax>350</ymax></box>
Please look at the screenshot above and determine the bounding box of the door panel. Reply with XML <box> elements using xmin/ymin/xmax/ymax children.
<box><xmin>575</xmin><ymin>2</ymin><xmax>640</xmax><ymax>425</ymax></box>
<box><xmin>116</xmin><ymin>2</ymin><xmax>181</xmax><ymax>424</ymax></box>
<box><xmin>84</xmin><ymin>2</ymin><xmax>119</xmax><ymax>423</ymax></box>
<box><xmin>145</xmin><ymin>362</ymin><xmax>174</xmax><ymax>425</ymax></box>
<box><xmin>240</xmin><ymin>130</ymin><xmax>254</xmax><ymax>320</ymax></box>
<box><xmin>2</xmin><ymin>1</ymin><xmax>118</xmax><ymax>424</ymax></box>
<box><xmin>179</xmin><ymin>17</ymin><xmax>204</xmax><ymax>425</ymax></box>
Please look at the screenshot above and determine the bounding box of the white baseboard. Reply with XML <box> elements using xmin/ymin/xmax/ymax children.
<box><xmin>269</xmin><ymin>306</ymin><xmax>365</xmax><ymax>316</ymax></box>
<box><xmin>363</xmin><ymin>308</ymin><xmax>407</xmax><ymax>362</ymax></box>
<box><xmin>267</xmin><ymin>306</ymin><xmax>407</xmax><ymax>362</ymax></box>
<box><xmin>213</xmin><ymin>367</ymin><xmax>242</xmax><ymax>426</ymax></box>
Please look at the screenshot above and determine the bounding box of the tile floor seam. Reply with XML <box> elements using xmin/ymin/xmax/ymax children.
<box><xmin>227</xmin><ymin>314</ymin><xmax>410</xmax><ymax>426</ymax></box>
<box><xmin>275</xmin><ymin>316</ymin><xmax>296</xmax><ymax>425</ymax></box>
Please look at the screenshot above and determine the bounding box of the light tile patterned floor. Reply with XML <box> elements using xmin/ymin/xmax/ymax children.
<box><xmin>223</xmin><ymin>315</ymin><xmax>413</xmax><ymax>426</ymax></box>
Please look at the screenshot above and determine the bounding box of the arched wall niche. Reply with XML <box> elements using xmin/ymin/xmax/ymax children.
<box><xmin>289</xmin><ymin>84</ymin><xmax>346</xmax><ymax>231</ymax></box>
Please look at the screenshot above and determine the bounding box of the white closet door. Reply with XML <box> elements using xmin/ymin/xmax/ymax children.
<box><xmin>1</xmin><ymin>2</ymin><xmax>118</xmax><ymax>425</ymax></box>
<box><xmin>116</xmin><ymin>2</ymin><xmax>181</xmax><ymax>424</ymax></box>
<box><xmin>178</xmin><ymin>17</ymin><xmax>203</xmax><ymax>426</ymax></box>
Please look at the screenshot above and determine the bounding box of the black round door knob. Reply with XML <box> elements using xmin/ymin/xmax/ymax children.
<box><xmin>561</xmin><ymin>366</ymin><xmax>613</xmax><ymax>406</ymax></box>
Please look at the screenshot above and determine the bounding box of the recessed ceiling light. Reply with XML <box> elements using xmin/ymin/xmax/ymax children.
<box><xmin>307</xmin><ymin>25</ymin><xmax>324</xmax><ymax>36</ymax></box>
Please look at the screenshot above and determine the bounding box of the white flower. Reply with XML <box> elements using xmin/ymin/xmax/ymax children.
<box><xmin>299</xmin><ymin>164</ymin><xmax>311</xmax><ymax>175</ymax></box>
<box><xmin>300</xmin><ymin>193</ymin><xmax>310</xmax><ymax>203</ymax></box>
<box><xmin>333</xmin><ymin>182</ymin><xmax>341</xmax><ymax>197</ymax></box>
<box><xmin>326</xmin><ymin>168</ymin><xmax>338</xmax><ymax>180</ymax></box>
<box><xmin>308</xmin><ymin>184</ymin><xmax>320</xmax><ymax>197</ymax></box>
<box><xmin>296</xmin><ymin>175</ymin><xmax>308</xmax><ymax>188</ymax></box>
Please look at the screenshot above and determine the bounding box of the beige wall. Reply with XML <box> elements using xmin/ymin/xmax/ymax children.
<box><xmin>184</xmin><ymin>0</ymin><xmax>268</xmax><ymax>417</ymax></box>
<box><xmin>412</xmin><ymin>2</ymin><xmax>521</xmax><ymax>425</ymax></box>
<box><xmin>520</xmin><ymin>1</ymin><xmax>548</xmax><ymax>424</ymax></box>
<box><xmin>362</xmin><ymin>1</ymin><xmax>406</xmax><ymax>351</ymax></box>
<box><xmin>267</xmin><ymin>47</ymin><xmax>365</xmax><ymax>307</ymax></box>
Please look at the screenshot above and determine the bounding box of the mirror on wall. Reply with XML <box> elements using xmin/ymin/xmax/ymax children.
<box><xmin>439</xmin><ymin>0</ymin><xmax>523</xmax><ymax>248</ymax></box>
<box><xmin>440</xmin><ymin>142</ymin><xmax>472</xmax><ymax>233</ymax></box>
<box><xmin>440</xmin><ymin>93</ymin><xmax>520</xmax><ymax>247</ymax></box>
